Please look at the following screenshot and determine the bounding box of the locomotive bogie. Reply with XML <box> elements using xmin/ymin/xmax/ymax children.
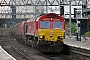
<box><xmin>36</xmin><ymin>40</ymin><xmax>63</xmax><ymax>52</ymax></box>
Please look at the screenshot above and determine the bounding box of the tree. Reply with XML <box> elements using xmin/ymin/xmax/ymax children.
<box><xmin>66</xmin><ymin>22</ymin><xmax>76</xmax><ymax>35</ymax></box>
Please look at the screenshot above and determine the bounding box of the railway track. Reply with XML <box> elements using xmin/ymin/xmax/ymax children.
<box><xmin>0</xmin><ymin>30</ymin><xmax>69</xmax><ymax>60</ymax></box>
<box><xmin>0</xmin><ymin>36</ymin><xmax>59</xmax><ymax>60</ymax></box>
<box><xmin>0</xmin><ymin>30</ymin><xmax>90</xmax><ymax>60</ymax></box>
<box><xmin>1</xmin><ymin>37</ymin><xmax>90</xmax><ymax>60</ymax></box>
<box><xmin>69</xmin><ymin>46</ymin><xmax>90</xmax><ymax>60</ymax></box>
<box><xmin>70</xmin><ymin>46</ymin><xmax>90</xmax><ymax>57</ymax></box>
<box><xmin>0</xmin><ymin>30</ymin><xmax>66</xmax><ymax>60</ymax></box>
<box><xmin>1</xmin><ymin>37</ymin><xmax>30</xmax><ymax>60</ymax></box>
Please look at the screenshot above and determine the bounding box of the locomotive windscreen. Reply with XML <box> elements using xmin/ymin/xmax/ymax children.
<box><xmin>53</xmin><ymin>21</ymin><xmax>62</xmax><ymax>29</ymax></box>
<box><xmin>40</xmin><ymin>21</ymin><xmax>50</xmax><ymax>29</ymax></box>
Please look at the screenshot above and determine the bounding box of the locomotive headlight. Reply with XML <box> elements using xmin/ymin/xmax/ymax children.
<box><xmin>50</xmin><ymin>34</ymin><xmax>52</xmax><ymax>37</ymax></box>
<box><xmin>39</xmin><ymin>35</ymin><xmax>45</xmax><ymax>39</ymax></box>
<box><xmin>60</xmin><ymin>37</ymin><xmax>63</xmax><ymax>39</ymax></box>
<box><xmin>40</xmin><ymin>36</ymin><xmax>43</xmax><ymax>38</ymax></box>
<box><xmin>57</xmin><ymin>36</ymin><xmax>63</xmax><ymax>39</ymax></box>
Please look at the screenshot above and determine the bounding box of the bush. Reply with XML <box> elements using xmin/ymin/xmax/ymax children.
<box><xmin>1</xmin><ymin>28</ymin><xmax>9</xmax><ymax>31</ymax></box>
<box><xmin>84</xmin><ymin>31</ymin><xmax>90</xmax><ymax>36</ymax></box>
<box><xmin>66</xmin><ymin>22</ymin><xmax>76</xmax><ymax>35</ymax></box>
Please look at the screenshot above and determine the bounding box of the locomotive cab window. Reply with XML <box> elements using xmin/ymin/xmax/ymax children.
<box><xmin>40</xmin><ymin>21</ymin><xmax>50</xmax><ymax>29</ymax></box>
<box><xmin>53</xmin><ymin>21</ymin><xmax>62</xmax><ymax>29</ymax></box>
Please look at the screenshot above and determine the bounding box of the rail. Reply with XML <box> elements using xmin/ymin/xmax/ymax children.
<box><xmin>70</xmin><ymin>46</ymin><xmax>90</xmax><ymax>57</ymax></box>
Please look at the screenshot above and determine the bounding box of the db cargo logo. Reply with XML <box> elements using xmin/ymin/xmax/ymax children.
<box><xmin>49</xmin><ymin>31</ymin><xmax>53</xmax><ymax>35</ymax></box>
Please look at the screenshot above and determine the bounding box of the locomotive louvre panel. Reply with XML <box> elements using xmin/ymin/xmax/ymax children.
<box><xmin>25</xmin><ymin>21</ymin><xmax>37</xmax><ymax>36</ymax></box>
<box><xmin>25</xmin><ymin>24</ymin><xmax>28</xmax><ymax>33</ymax></box>
<box><xmin>18</xmin><ymin>22</ymin><xmax>23</xmax><ymax>38</ymax></box>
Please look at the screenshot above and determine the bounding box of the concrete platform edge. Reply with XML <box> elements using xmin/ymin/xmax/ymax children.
<box><xmin>0</xmin><ymin>46</ymin><xmax>16</xmax><ymax>60</ymax></box>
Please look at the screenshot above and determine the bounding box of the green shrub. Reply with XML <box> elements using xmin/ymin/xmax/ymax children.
<box><xmin>66</xmin><ymin>22</ymin><xmax>76</xmax><ymax>35</ymax></box>
<box><xmin>0</xmin><ymin>28</ymin><xmax>10</xmax><ymax>33</ymax></box>
<box><xmin>84</xmin><ymin>31</ymin><xmax>90</xmax><ymax>36</ymax></box>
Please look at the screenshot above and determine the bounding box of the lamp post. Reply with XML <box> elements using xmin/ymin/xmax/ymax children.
<box><xmin>69</xmin><ymin>0</ymin><xmax>71</xmax><ymax>38</ymax></box>
<box><xmin>46</xmin><ymin>0</ymin><xmax>48</xmax><ymax>13</ymax></box>
<box><xmin>76</xmin><ymin>18</ymin><xmax>78</xmax><ymax>40</ymax></box>
<box><xmin>76</xmin><ymin>19</ymin><xmax>81</xmax><ymax>41</ymax></box>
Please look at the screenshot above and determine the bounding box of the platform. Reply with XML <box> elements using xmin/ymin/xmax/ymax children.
<box><xmin>0</xmin><ymin>46</ymin><xmax>16</xmax><ymax>60</ymax></box>
<box><xmin>64</xmin><ymin>35</ymin><xmax>90</xmax><ymax>50</ymax></box>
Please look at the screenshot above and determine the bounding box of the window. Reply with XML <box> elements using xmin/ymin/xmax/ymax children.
<box><xmin>53</xmin><ymin>21</ymin><xmax>62</xmax><ymax>29</ymax></box>
<box><xmin>40</xmin><ymin>21</ymin><xmax>50</xmax><ymax>29</ymax></box>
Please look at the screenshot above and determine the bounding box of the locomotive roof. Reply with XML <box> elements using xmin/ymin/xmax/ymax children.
<box><xmin>36</xmin><ymin>13</ymin><xmax>64</xmax><ymax>21</ymax></box>
<box><xmin>26</xmin><ymin>13</ymin><xmax>64</xmax><ymax>22</ymax></box>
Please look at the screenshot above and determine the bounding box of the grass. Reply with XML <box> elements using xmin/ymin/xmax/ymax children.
<box><xmin>0</xmin><ymin>28</ymin><xmax>10</xmax><ymax>36</ymax></box>
<box><xmin>84</xmin><ymin>31</ymin><xmax>90</xmax><ymax>37</ymax></box>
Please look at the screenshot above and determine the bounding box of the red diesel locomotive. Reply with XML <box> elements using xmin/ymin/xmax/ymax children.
<box><xmin>11</xmin><ymin>13</ymin><xmax>66</xmax><ymax>52</ymax></box>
